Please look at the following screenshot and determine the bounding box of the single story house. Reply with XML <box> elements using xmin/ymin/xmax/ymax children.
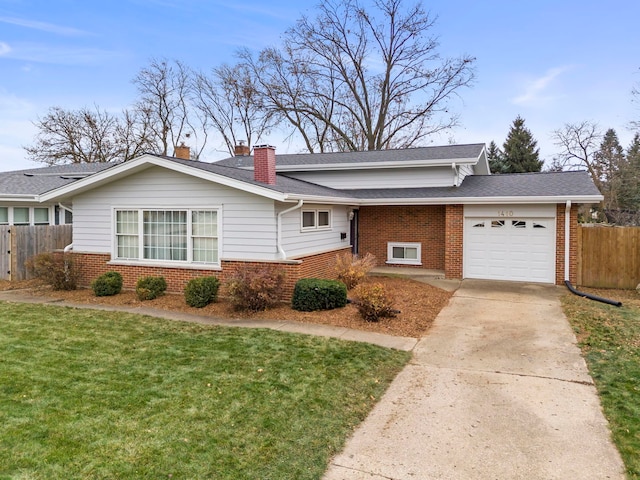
<box><xmin>2</xmin><ymin>144</ymin><xmax>603</xmax><ymax>295</ymax></box>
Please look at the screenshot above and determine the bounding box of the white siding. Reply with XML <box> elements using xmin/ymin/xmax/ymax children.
<box><xmin>284</xmin><ymin>167</ymin><xmax>456</xmax><ymax>189</ymax></box>
<box><xmin>279</xmin><ymin>203</ymin><xmax>351</xmax><ymax>258</ymax></box>
<box><xmin>72</xmin><ymin>166</ymin><xmax>279</xmax><ymax>260</ymax></box>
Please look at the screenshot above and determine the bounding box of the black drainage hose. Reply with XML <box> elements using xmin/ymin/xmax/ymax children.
<box><xmin>564</xmin><ymin>280</ymin><xmax>622</xmax><ymax>307</ymax></box>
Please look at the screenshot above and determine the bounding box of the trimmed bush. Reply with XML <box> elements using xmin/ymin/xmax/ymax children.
<box><xmin>334</xmin><ymin>252</ymin><xmax>376</xmax><ymax>289</ymax></box>
<box><xmin>227</xmin><ymin>264</ymin><xmax>285</xmax><ymax>312</ymax></box>
<box><xmin>135</xmin><ymin>276</ymin><xmax>167</xmax><ymax>301</ymax></box>
<box><xmin>91</xmin><ymin>271</ymin><xmax>123</xmax><ymax>297</ymax></box>
<box><xmin>353</xmin><ymin>282</ymin><xmax>397</xmax><ymax>322</ymax></box>
<box><xmin>27</xmin><ymin>252</ymin><xmax>78</xmax><ymax>291</ymax></box>
<box><xmin>292</xmin><ymin>278</ymin><xmax>347</xmax><ymax>312</ymax></box>
<box><xmin>184</xmin><ymin>276</ymin><xmax>220</xmax><ymax>308</ymax></box>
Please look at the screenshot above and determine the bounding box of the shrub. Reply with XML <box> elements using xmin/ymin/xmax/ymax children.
<box><xmin>292</xmin><ymin>278</ymin><xmax>347</xmax><ymax>312</ymax></box>
<box><xmin>227</xmin><ymin>264</ymin><xmax>285</xmax><ymax>312</ymax></box>
<box><xmin>353</xmin><ymin>282</ymin><xmax>397</xmax><ymax>322</ymax></box>
<box><xmin>27</xmin><ymin>252</ymin><xmax>78</xmax><ymax>291</ymax></box>
<box><xmin>91</xmin><ymin>271</ymin><xmax>123</xmax><ymax>297</ymax></box>
<box><xmin>334</xmin><ymin>252</ymin><xmax>376</xmax><ymax>289</ymax></box>
<box><xmin>184</xmin><ymin>276</ymin><xmax>220</xmax><ymax>308</ymax></box>
<box><xmin>136</xmin><ymin>276</ymin><xmax>167</xmax><ymax>301</ymax></box>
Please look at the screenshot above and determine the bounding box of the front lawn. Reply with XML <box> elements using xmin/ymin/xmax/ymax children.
<box><xmin>0</xmin><ymin>302</ymin><xmax>410</xmax><ymax>479</ymax></box>
<box><xmin>563</xmin><ymin>290</ymin><xmax>640</xmax><ymax>479</ymax></box>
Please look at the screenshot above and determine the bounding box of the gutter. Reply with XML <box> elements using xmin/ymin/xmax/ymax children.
<box><xmin>277</xmin><ymin>199</ymin><xmax>304</xmax><ymax>259</ymax></box>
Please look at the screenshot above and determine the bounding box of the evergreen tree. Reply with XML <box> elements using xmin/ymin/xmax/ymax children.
<box><xmin>618</xmin><ymin>133</ymin><xmax>640</xmax><ymax>213</ymax></box>
<box><xmin>500</xmin><ymin>116</ymin><xmax>543</xmax><ymax>173</ymax></box>
<box><xmin>594</xmin><ymin>128</ymin><xmax>625</xmax><ymax>212</ymax></box>
<box><xmin>487</xmin><ymin>140</ymin><xmax>507</xmax><ymax>174</ymax></box>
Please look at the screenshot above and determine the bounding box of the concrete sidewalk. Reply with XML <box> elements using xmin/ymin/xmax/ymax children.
<box><xmin>323</xmin><ymin>280</ymin><xmax>626</xmax><ymax>480</ymax></box>
<box><xmin>0</xmin><ymin>289</ymin><xmax>418</xmax><ymax>352</ymax></box>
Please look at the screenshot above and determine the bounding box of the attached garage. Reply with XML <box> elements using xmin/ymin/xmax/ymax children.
<box><xmin>464</xmin><ymin>204</ymin><xmax>556</xmax><ymax>283</ymax></box>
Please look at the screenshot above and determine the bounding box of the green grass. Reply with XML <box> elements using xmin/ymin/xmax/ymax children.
<box><xmin>562</xmin><ymin>293</ymin><xmax>640</xmax><ymax>479</ymax></box>
<box><xmin>0</xmin><ymin>302</ymin><xmax>410</xmax><ymax>479</ymax></box>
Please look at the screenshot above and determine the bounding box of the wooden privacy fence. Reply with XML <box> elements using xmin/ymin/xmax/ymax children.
<box><xmin>577</xmin><ymin>224</ymin><xmax>640</xmax><ymax>289</ymax></box>
<box><xmin>0</xmin><ymin>225</ymin><xmax>72</xmax><ymax>281</ymax></box>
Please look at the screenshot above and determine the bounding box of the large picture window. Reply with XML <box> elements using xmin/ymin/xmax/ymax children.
<box><xmin>115</xmin><ymin>209</ymin><xmax>219</xmax><ymax>264</ymax></box>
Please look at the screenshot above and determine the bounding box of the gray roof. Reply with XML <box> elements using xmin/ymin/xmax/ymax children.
<box><xmin>343</xmin><ymin>171</ymin><xmax>602</xmax><ymax>200</ymax></box>
<box><xmin>160</xmin><ymin>156</ymin><xmax>357</xmax><ymax>199</ymax></box>
<box><xmin>0</xmin><ymin>162</ymin><xmax>116</xmax><ymax>196</ymax></box>
<box><xmin>216</xmin><ymin>144</ymin><xmax>486</xmax><ymax>169</ymax></box>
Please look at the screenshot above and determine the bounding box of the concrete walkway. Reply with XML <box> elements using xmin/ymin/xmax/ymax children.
<box><xmin>323</xmin><ymin>280</ymin><xmax>626</xmax><ymax>480</ymax></box>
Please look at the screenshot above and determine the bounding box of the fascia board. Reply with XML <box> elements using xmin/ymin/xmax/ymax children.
<box><xmin>39</xmin><ymin>155</ymin><xmax>288</xmax><ymax>202</ymax></box>
<box><xmin>0</xmin><ymin>195</ymin><xmax>39</xmax><ymax>202</ymax></box>
<box><xmin>286</xmin><ymin>194</ymin><xmax>360</xmax><ymax>205</ymax></box>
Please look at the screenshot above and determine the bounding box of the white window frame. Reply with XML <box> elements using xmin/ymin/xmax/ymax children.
<box><xmin>0</xmin><ymin>206</ymin><xmax>53</xmax><ymax>226</ymax></box>
<box><xmin>386</xmin><ymin>242</ymin><xmax>422</xmax><ymax>266</ymax></box>
<box><xmin>113</xmin><ymin>207</ymin><xmax>220</xmax><ymax>266</ymax></box>
<box><xmin>301</xmin><ymin>208</ymin><xmax>332</xmax><ymax>231</ymax></box>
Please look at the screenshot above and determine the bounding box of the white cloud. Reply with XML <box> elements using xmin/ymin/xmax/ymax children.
<box><xmin>0</xmin><ymin>42</ymin><xmax>10</xmax><ymax>55</ymax></box>
<box><xmin>512</xmin><ymin>66</ymin><xmax>574</xmax><ymax>106</ymax></box>
<box><xmin>0</xmin><ymin>16</ymin><xmax>88</xmax><ymax>36</ymax></box>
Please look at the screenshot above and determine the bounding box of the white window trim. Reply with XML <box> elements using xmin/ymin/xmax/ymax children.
<box><xmin>301</xmin><ymin>208</ymin><xmax>332</xmax><ymax>232</ymax></box>
<box><xmin>1</xmin><ymin>206</ymin><xmax>53</xmax><ymax>226</ymax></box>
<box><xmin>112</xmin><ymin>207</ymin><xmax>221</xmax><ymax>266</ymax></box>
<box><xmin>386</xmin><ymin>242</ymin><xmax>422</xmax><ymax>266</ymax></box>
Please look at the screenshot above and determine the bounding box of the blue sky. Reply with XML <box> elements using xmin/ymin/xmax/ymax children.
<box><xmin>0</xmin><ymin>0</ymin><xmax>639</xmax><ymax>171</ymax></box>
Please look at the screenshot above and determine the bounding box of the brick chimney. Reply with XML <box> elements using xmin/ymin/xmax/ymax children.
<box><xmin>234</xmin><ymin>140</ymin><xmax>250</xmax><ymax>156</ymax></box>
<box><xmin>253</xmin><ymin>145</ymin><xmax>276</xmax><ymax>185</ymax></box>
<box><xmin>175</xmin><ymin>142</ymin><xmax>190</xmax><ymax>160</ymax></box>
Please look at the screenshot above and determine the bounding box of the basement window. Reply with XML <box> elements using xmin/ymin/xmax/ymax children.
<box><xmin>387</xmin><ymin>242</ymin><xmax>422</xmax><ymax>266</ymax></box>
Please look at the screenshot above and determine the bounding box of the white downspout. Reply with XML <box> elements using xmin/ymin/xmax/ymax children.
<box><xmin>60</xmin><ymin>203</ymin><xmax>74</xmax><ymax>252</ymax></box>
<box><xmin>564</xmin><ymin>200</ymin><xmax>571</xmax><ymax>281</ymax></box>
<box><xmin>277</xmin><ymin>200</ymin><xmax>304</xmax><ymax>259</ymax></box>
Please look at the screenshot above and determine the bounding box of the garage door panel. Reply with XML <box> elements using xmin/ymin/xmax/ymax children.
<box><xmin>464</xmin><ymin>216</ymin><xmax>555</xmax><ymax>283</ymax></box>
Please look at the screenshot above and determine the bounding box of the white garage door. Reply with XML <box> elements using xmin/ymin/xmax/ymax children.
<box><xmin>464</xmin><ymin>216</ymin><xmax>556</xmax><ymax>283</ymax></box>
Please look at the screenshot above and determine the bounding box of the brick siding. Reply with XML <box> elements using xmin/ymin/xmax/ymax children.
<box><xmin>555</xmin><ymin>203</ymin><xmax>578</xmax><ymax>285</ymax></box>
<box><xmin>73</xmin><ymin>247</ymin><xmax>351</xmax><ymax>301</ymax></box>
<box><xmin>358</xmin><ymin>205</ymin><xmax>446</xmax><ymax>269</ymax></box>
<box><xmin>444</xmin><ymin>204</ymin><xmax>464</xmax><ymax>279</ymax></box>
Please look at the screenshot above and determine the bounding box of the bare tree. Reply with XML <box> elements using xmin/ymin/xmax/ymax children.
<box><xmin>133</xmin><ymin>58</ymin><xmax>207</xmax><ymax>158</ymax></box>
<box><xmin>192</xmin><ymin>62</ymin><xmax>274</xmax><ymax>156</ymax></box>
<box><xmin>552</xmin><ymin>121</ymin><xmax>603</xmax><ymax>189</ymax></box>
<box><xmin>241</xmin><ymin>0</ymin><xmax>475</xmax><ymax>152</ymax></box>
<box><xmin>24</xmin><ymin>105</ymin><xmax>151</xmax><ymax>165</ymax></box>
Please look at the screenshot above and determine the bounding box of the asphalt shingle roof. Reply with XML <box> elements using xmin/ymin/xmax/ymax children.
<box><xmin>161</xmin><ymin>156</ymin><xmax>357</xmax><ymax>199</ymax></box>
<box><xmin>343</xmin><ymin>171</ymin><xmax>601</xmax><ymax>199</ymax></box>
<box><xmin>0</xmin><ymin>162</ymin><xmax>116</xmax><ymax>196</ymax></box>
<box><xmin>215</xmin><ymin>144</ymin><xmax>486</xmax><ymax>169</ymax></box>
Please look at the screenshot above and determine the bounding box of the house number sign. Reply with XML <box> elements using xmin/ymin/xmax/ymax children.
<box><xmin>497</xmin><ymin>210</ymin><xmax>514</xmax><ymax>217</ymax></box>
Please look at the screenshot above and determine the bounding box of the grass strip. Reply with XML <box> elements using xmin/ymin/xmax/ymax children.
<box><xmin>563</xmin><ymin>294</ymin><xmax>640</xmax><ymax>479</ymax></box>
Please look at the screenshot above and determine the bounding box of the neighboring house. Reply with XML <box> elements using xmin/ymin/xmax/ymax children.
<box><xmin>0</xmin><ymin>163</ymin><xmax>114</xmax><ymax>226</ymax></box>
<box><xmin>3</xmin><ymin>144</ymin><xmax>603</xmax><ymax>295</ymax></box>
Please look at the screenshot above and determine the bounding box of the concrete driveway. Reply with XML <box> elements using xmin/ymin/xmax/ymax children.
<box><xmin>323</xmin><ymin>280</ymin><xmax>626</xmax><ymax>480</ymax></box>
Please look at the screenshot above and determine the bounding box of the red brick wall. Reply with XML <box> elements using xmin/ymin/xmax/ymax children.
<box><xmin>444</xmin><ymin>204</ymin><xmax>464</xmax><ymax>279</ymax></box>
<box><xmin>555</xmin><ymin>203</ymin><xmax>578</xmax><ymax>285</ymax></box>
<box><xmin>253</xmin><ymin>145</ymin><xmax>276</xmax><ymax>185</ymax></box>
<box><xmin>73</xmin><ymin>247</ymin><xmax>351</xmax><ymax>300</ymax></box>
<box><xmin>358</xmin><ymin>205</ymin><xmax>446</xmax><ymax>269</ymax></box>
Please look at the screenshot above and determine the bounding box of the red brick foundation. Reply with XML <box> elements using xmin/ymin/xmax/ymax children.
<box><xmin>73</xmin><ymin>247</ymin><xmax>351</xmax><ymax>300</ymax></box>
